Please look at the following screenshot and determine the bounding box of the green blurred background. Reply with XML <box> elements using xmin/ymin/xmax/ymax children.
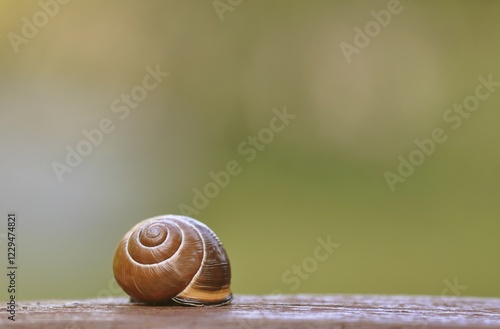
<box><xmin>0</xmin><ymin>0</ymin><xmax>499</xmax><ymax>301</ymax></box>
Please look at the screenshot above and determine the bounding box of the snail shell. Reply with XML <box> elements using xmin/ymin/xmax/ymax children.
<box><xmin>113</xmin><ymin>215</ymin><xmax>232</xmax><ymax>306</ymax></box>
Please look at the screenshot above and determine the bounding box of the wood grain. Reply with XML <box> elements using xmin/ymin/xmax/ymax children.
<box><xmin>2</xmin><ymin>294</ymin><xmax>500</xmax><ymax>329</ymax></box>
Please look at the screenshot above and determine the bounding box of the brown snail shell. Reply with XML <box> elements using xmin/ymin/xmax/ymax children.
<box><xmin>113</xmin><ymin>215</ymin><xmax>232</xmax><ymax>306</ymax></box>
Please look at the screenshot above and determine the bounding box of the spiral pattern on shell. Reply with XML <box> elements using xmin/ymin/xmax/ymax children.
<box><xmin>113</xmin><ymin>215</ymin><xmax>232</xmax><ymax>306</ymax></box>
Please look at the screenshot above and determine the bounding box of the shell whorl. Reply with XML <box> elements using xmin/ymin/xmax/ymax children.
<box><xmin>113</xmin><ymin>215</ymin><xmax>232</xmax><ymax>306</ymax></box>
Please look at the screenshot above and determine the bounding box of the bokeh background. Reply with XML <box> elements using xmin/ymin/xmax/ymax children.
<box><xmin>0</xmin><ymin>0</ymin><xmax>499</xmax><ymax>301</ymax></box>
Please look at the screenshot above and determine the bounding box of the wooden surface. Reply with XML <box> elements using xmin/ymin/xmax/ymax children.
<box><xmin>2</xmin><ymin>294</ymin><xmax>500</xmax><ymax>329</ymax></box>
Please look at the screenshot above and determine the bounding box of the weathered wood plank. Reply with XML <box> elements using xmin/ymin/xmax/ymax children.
<box><xmin>2</xmin><ymin>294</ymin><xmax>500</xmax><ymax>329</ymax></box>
